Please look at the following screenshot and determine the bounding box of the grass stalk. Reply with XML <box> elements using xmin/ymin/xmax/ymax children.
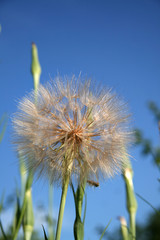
<box><xmin>48</xmin><ymin>183</ymin><xmax>55</xmax><ymax>240</ymax></box>
<box><xmin>22</xmin><ymin>42</ymin><xmax>41</xmax><ymax>240</ymax></box>
<box><xmin>31</xmin><ymin>42</ymin><xmax>41</xmax><ymax>94</ymax></box>
<box><xmin>71</xmin><ymin>177</ymin><xmax>87</xmax><ymax>240</ymax></box>
<box><xmin>99</xmin><ymin>219</ymin><xmax>112</xmax><ymax>240</ymax></box>
<box><xmin>19</xmin><ymin>154</ymin><xmax>27</xmax><ymax>202</ymax></box>
<box><xmin>13</xmin><ymin>172</ymin><xmax>33</xmax><ymax>240</ymax></box>
<box><xmin>13</xmin><ymin>42</ymin><xmax>41</xmax><ymax>240</ymax></box>
<box><xmin>129</xmin><ymin>212</ymin><xmax>136</xmax><ymax>240</ymax></box>
<box><xmin>23</xmin><ymin>187</ymin><xmax>34</xmax><ymax>240</ymax></box>
<box><xmin>0</xmin><ymin>113</ymin><xmax>7</xmax><ymax>144</ymax></box>
<box><xmin>55</xmin><ymin>173</ymin><xmax>70</xmax><ymax>240</ymax></box>
<box><xmin>123</xmin><ymin>159</ymin><xmax>137</xmax><ymax>240</ymax></box>
<box><xmin>77</xmin><ymin>182</ymin><xmax>86</xmax><ymax>219</ymax></box>
<box><xmin>120</xmin><ymin>223</ymin><xmax>128</xmax><ymax>240</ymax></box>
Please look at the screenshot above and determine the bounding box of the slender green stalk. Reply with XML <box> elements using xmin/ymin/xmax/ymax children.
<box><xmin>13</xmin><ymin>172</ymin><xmax>33</xmax><ymax>240</ymax></box>
<box><xmin>99</xmin><ymin>219</ymin><xmax>112</xmax><ymax>240</ymax></box>
<box><xmin>31</xmin><ymin>42</ymin><xmax>41</xmax><ymax>94</ymax></box>
<box><xmin>19</xmin><ymin>153</ymin><xmax>27</xmax><ymax>202</ymax></box>
<box><xmin>129</xmin><ymin>212</ymin><xmax>136</xmax><ymax>240</ymax></box>
<box><xmin>21</xmin><ymin>42</ymin><xmax>41</xmax><ymax>240</ymax></box>
<box><xmin>71</xmin><ymin>180</ymin><xmax>86</xmax><ymax>240</ymax></box>
<box><xmin>21</xmin><ymin>43</ymin><xmax>41</xmax><ymax>240</ymax></box>
<box><xmin>48</xmin><ymin>183</ymin><xmax>55</xmax><ymax>240</ymax></box>
<box><xmin>55</xmin><ymin>174</ymin><xmax>70</xmax><ymax>240</ymax></box>
<box><xmin>0</xmin><ymin>113</ymin><xmax>7</xmax><ymax>144</ymax></box>
<box><xmin>23</xmin><ymin>188</ymin><xmax>34</xmax><ymax>240</ymax></box>
<box><xmin>0</xmin><ymin>191</ymin><xmax>5</xmax><ymax>214</ymax></box>
<box><xmin>136</xmin><ymin>193</ymin><xmax>160</xmax><ymax>215</ymax></box>
<box><xmin>42</xmin><ymin>225</ymin><xmax>49</xmax><ymax>240</ymax></box>
<box><xmin>12</xmin><ymin>194</ymin><xmax>21</xmax><ymax>236</ymax></box>
<box><xmin>119</xmin><ymin>217</ymin><xmax>128</xmax><ymax>240</ymax></box>
<box><xmin>13</xmin><ymin>43</ymin><xmax>41</xmax><ymax>240</ymax></box>
<box><xmin>123</xmin><ymin>159</ymin><xmax>137</xmax><ymax>240</ymax></box>
<box><xmin>77</xmin><ymin>181</ymin><xmax>86</xmax><ymax>219</ymax></box>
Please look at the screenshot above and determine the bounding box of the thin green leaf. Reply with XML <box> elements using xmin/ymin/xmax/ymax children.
<box><xmin>0</xmin><ymin>113</ymin><xmax>7</xmax><ymax>143</ymax></box>
<box><xmin>0</xmin><ymin>220</ymin><xmax>8</xmax><ymax>240</ymax></box>
<box><xmin>48</xmin><ymin>183</ymin><xmax>55</xmax><ymax>240</ymax></box>
<box><xmin>82</xmin><ymin>192</ymin><xmax>87</xmax><ymax>224</ymax></box>
<box><xmin>0</xmin><ymin>191</ymin><xmax>5</xmax><ymax>214</ymax></box>
<box><xmin>70</xmin><ymin>182</ymin><xmax>79</xmax><ymax>217</ymax></box>
<box><xmin>0</xmin><ymin>113</ymin><xmax>6</xmax><ymax>125</ymax></box>
<box><xmin>12</xmin><ymin>195</ymin><xmax>21</xmax><ymax>234</ymax></box>
<box><xmin>99</xmin><ymin>219</ymin><xmax>112</xmax><ymax>240</ymax></box>
<box><xmin>70</xmin><ymin>182</ymin><xmax>76</xmax><ymax>203</ymax></box>
<box><xmin>136</xmin><ymin>193</ymin><xmax>160</xmax><ymax>215</ymax></box>
<box><xmin>25</xmin><ymin>170</ymin><xmax>33</xmax><ymax>190</ymax></box>
<box><xmin>42</xmin><ymin>225</ymin><xmax>48</xmax><ymax>240</ymax></box>
<box><xmin>13</xmin><ymin>194</ymin><xmax>27</xmax><ymax>240</ymax></box>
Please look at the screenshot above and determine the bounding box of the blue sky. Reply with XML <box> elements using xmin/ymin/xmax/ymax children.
<box><xmin>0</xmin><ymin>0</ymin><xmax>160</xmax><ymax>239</ymax></box>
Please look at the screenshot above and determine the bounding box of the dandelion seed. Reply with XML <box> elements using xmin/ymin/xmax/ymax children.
<box><xmin>12</xmin><ymin>76</ymin><xmax>132</xmax><ymax>184</ymax></box>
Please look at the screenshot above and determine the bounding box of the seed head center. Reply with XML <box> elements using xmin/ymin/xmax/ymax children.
<box><xmin>68</xmin><ymin>127</ymin><xmax>82</xmax><ymax>145</ymax></box>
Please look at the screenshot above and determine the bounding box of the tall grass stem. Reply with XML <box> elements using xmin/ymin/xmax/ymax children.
<box><xmin>55</xmin><ymin>174</ymin><xmax>70</xmax><ymax>240</ymax></box>
<box><xmin>13</xmin><ymin>172</ymin><xmax>33</xmax><ymax>240</ymax></box>
<box><xmin>48</xmin><ymin>183</ymin><xmax>55</xmax><ymax>240</ymax></box>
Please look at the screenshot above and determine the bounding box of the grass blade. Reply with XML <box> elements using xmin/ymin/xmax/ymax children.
<box><xmin>48</xmin><ymin>183</ymin><xmax>55</xmax><ymax>240</ymax></box>
<box><xmin>13</xmin><ymin>172</ymin><xmax>33</xmax><ymax>240</ymax></box>
<box><xmin>99</xmin><ymin>219</ymin><xmax>112</xmax><ymax>240</ymax></box>
<box><xmin>82</xmin><ymin>192</ymin><xmax>87</xmax><ymax>225</ymax></box>
<box><xmin>0</xmin><ymin>113</ymin><xmax>7</xmax><ymax>143</ymax></box>
<box><xmin>12</xmin><ymin>195</ymin><xmax>21</xmax><ymax>234</ymax></box>
<box><xmin>136</xmin><ymin>193</ymin><xmax>160</xmax><ymax>215</ymax></box>
<box><xmin>0</xmin><ymin>191</ymin><xmax>5</xmax><ymax>214</ymax></box>
<box><xmin>42</xmin><ymin>225</ymin><xmax>48</xmax><ymax>240</ymax></box>
<box><xmin>0</xmin><ymin>220</ymin><xmax>8</xmax><ymax>240</ymax></box>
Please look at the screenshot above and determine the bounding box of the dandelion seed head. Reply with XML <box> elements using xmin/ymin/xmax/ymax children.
<box><xmin>12</xmin><ymin>75</ymin><xmax>132</xmax><ymax>184</ymax></box>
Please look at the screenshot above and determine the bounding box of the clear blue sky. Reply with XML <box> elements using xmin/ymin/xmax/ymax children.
<box><xmin>0</xmin><ymin>0</ymin><xmax>160</xmax><ymax>239</ymax></box>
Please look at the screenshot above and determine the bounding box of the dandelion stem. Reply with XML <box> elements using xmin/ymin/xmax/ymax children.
<box><xmin>55</xmin><ymin>173</ymin><xmax>70</xmax><ymax>240</ymax></box>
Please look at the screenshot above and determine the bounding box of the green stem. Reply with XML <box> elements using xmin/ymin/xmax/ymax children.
<box><xmin>33</xmin><ymin>74</ymin><xmax>39</xmax><ymax>105</ymax></box>
<box><xmin>129</xmin><ymin>212</ymin><xmax>136</xmax><ymax>240</ymax></box>
<box><xmin>119</xmin><ymin>217</ymin><xmax>128</xmax><ymax>240</ymax></box>
<box><xmin>19</xmin><ymin>153</ymin><xmax>27</xmax><ymax>202</ymax></box>
<box><xmin>13</xmin><ymin>172</ymin><xmax>33</xmax><ymax>240</ymax></box>
<box><xmin>55</xmin><ymin>174</ymin><xmax>70</xmax><ymax>240</ymax></box>
<box><xmin>99</xmin><ymin>219</ymin><xmax>112</xmax><ymax>240</ymax></box>
<box><xmin>77</xmin><ymin>181</ymin><xmax>86</xmax><ymax>218</ymax></box>
<box><xmin>48</xmin><ymin>183</ymin><xmax>54</xmax><ymax>240</ymax></box>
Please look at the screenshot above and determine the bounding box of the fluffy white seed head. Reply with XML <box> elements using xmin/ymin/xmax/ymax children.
<box><xmin>13</xmin><ymin>76</ymin><xmax>132</xmax><ymax>184</ymax></box>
